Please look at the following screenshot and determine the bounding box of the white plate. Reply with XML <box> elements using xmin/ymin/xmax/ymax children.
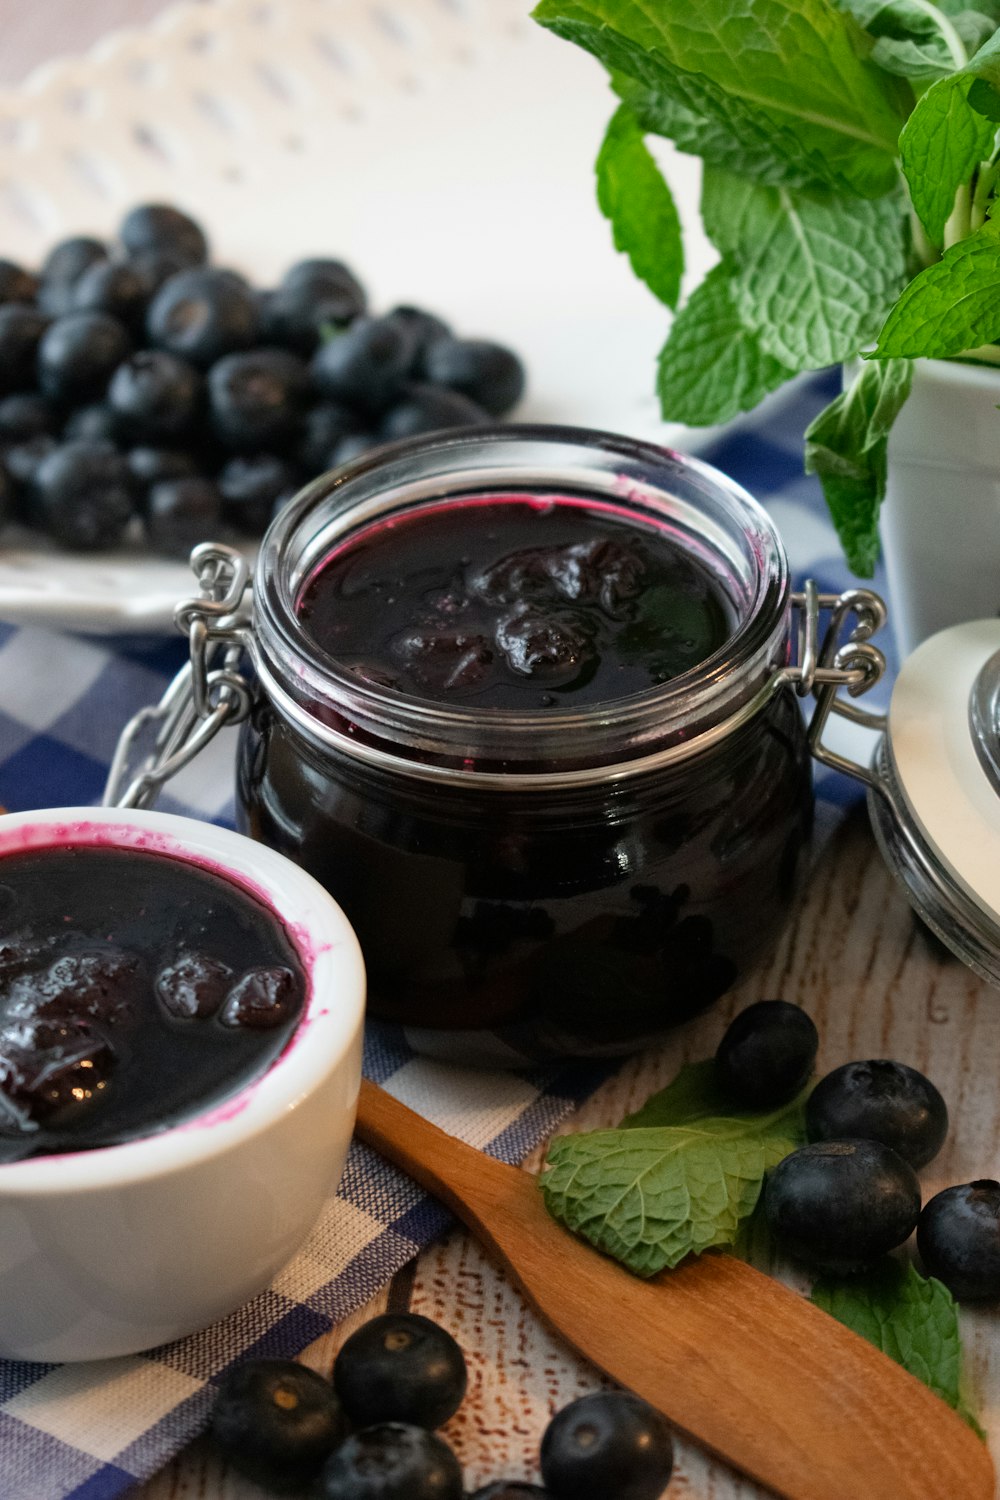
<box><xmin>0</xmin><ymin>0</ymin><xmax>721</xmax><ymax>634</ymax></box>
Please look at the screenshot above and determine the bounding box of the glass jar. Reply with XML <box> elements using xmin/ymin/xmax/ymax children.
<box><xmin>107</xmin><ymin>426</ymin><xmax>886</xmax><ymax>1065</ymax></box>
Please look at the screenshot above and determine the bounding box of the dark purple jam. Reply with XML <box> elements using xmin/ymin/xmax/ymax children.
<box><xmin>297</xmin><ymin>495</ymin><xmax>733</xmax><ymax>707</ymax></box>
<box><xmin>0</xmin><ymin>844</ymin><xmax>306</xmax><ymax>1162</ymax></box>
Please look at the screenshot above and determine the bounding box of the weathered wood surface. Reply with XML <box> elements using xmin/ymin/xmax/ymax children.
<box><xmin>140</xmin><ymin>806</ymin><xmax>1000</xmax><ymax>1497</ymax></box>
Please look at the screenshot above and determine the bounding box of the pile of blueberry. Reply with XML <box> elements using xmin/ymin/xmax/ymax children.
<box><xmin>717</xmin><ymin>1000</ymin><xmax>1000</xmax><ymax>1298</ymax></box>
<box><xmin>0</xmin><ymin>203</ymin><xmax>525</xmax><ymax>555</ymax></box>
<box><xmin>210</xmin><ymin>1312</ymin><xmax>674</xmax><ymax>1499</ymax></box>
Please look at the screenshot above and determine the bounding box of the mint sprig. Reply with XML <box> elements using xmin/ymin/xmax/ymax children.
<box><xmin>596</xmin><ymin>104</ymin><xmax>683</xmax><ymax>308</ymax></box>
<box><xmin>539</xmin><ymin>1060</ymin><xmax>808</xmax><ymax>1276</ymax></box>
<box><xmin>812</xmin><ymin>1259</ymin><xmax>985</xmax><ymax>1437</ymax></box>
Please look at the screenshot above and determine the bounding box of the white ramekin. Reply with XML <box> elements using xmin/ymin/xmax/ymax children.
<box><xmin>0</xmin><ymin>806</ymin><xmax>366</xmax><ymax>1362</ymax></box>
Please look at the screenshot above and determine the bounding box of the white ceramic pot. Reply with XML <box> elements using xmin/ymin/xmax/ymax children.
<box><xmin>0</xmin><ymin>807</ymin><xmax>365</xmax><ymax>1362</ymax></box>
<box><xmin>881</xmin><ymin>357</ymin><xmax>1000</xmax><ymax>660</ymax></box>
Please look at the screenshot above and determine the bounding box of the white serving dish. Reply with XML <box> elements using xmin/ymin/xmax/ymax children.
<box><xmin>0</xmin><ymin>805</ymin><xmax>365</xmax><ymax>1361</ymax></box>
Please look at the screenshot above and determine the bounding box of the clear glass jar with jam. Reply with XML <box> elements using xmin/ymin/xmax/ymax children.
<box><xmin>108</xmin><ymin>427</ymin><xmax>887</xmax><ymax>1064</ymax></box>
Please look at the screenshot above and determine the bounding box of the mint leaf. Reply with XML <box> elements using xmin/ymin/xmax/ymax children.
<box><xmin>700</xmin><ymin>167</ymin><xmax>908</xmax><ymax>368</ymax></box>
<box><xmin>900</xmin><ymin>29</ymin><xmax>1000</xmax><ymax>244</ymax></box>
<box><xmin>804</xmin><ymin>357</ymin><xmax>913</xmax><ymax>576</ymax></box>
<box><xmin>812</xmin><ymin>1260</ymin><xmax>985</xmax><ymax>1437</ymax></box>
<box><xmin>831</xmin><ymin>0</ymin><xmax>992</xmax><ymax>78</ymax></box>
<box><xmin>595</xmin><ymin>104</ymin><xmax>683</xmax><ymax>309</ymax></box>
<box><xmin>532</xmin><ymin>0</ymin><xmax>906</xmax><ymax>198</ymax></box>
<box><xmin>540</xmin><ymin>1061</ymin><xmax>808</xmax><ymax>1276</ymax></box>
<box><xmin>657</xmin><ymin>263</ymin><xmax>797</xmax><ymax>424</ymax></box>
<box><xmin>874</xmin><ymin>215</ymin><xmax>1000</xmax><ymax>354</ymax></box>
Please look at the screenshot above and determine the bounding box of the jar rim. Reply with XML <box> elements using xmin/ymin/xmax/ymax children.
<box><xmin>253</xmin><ymin>423</ymin><xmax>791</xmax><ymax>771</ymax></box>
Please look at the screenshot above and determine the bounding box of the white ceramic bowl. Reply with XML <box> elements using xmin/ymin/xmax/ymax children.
<box><xmin>0</xmin><ymin>806</ymin><xmax>366</xmax><ymax>1362</ymax></box>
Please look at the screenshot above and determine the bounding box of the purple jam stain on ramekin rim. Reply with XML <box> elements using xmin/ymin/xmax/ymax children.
<box><xmin>0</xmin><ymin>817</ymin><xmax>336</xmax><ymax>1148</ymax></box>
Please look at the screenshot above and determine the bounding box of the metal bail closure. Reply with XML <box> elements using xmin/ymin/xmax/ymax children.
<box><xmin>103</xmin><ymin>543</ymin><xmax>255</xmax><ymax>809</ymax></box>
<box><xmin>789</xmin><ymin>581</ymin><xmax>888</xmax><ymax>784</ymax></box>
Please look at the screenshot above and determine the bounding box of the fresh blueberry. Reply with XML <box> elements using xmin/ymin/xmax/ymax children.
<box><xmin>331</xmin><ymin>430</ymin><xmax>383</xmax><ymax>465</ymax></box>
<box><xmin>211</xmin><ymin>1357</ymin><xmax>347</xmax><ymax>1493</ymax></box>
<box><xmin>0</xmin><ymin>260</ymin><xmax>39</xmax><ymax>305</ymax></box>
<box><xmin>0</xmin><ymin>462</ymin><xmax>14</xmax><ymax>529</ymax></box>
<box><xmin>320</xmin><ymin>1423</ymin><xmax>464</xmax><ymax>1500</ymax></box>
<box><xmin>219</xmin><ymin>453</ymin><xmax>300</xmax><ymax>534</ymax></box>
<box><xmin>380</xmin><ymin>384</ymin><xmax>489</xmax><ymax>441</ymax></box>
<box><xmin>220</xmin><ymin>966</ymin><xmax>300</xmax><ymax>1029</ymax></box>
<box><xmin>62</xmin><ymin>404</ymin><xmax>121</xmax><ymax>443</ymax></box>
<box><xmin>37</xmin><ymin>312</ymin><xmax>132</xmax><ymax>404</ymax></box>
<box><xmin>386</xmin><ymin>304</ymin><xmax>451</xmax><ymax>372</ymax></box>
<box><xmin>39</xmin><ymin>236</ymin><xmax>108</xmax><ymax>291</ymax></box>
<box><xmin>147</xmin><ymin>268</ymin><xmax>259</xmax><ymax>367</ymax></box>
<box><xmin>917</xmin><ymin>1181</ymin><xmax>1000</xmax><ymax>1300</ymax></box>
<box><xmin>806</xmin><ymin>1060</ymin><xmax>948</xmax><ymax>1169</ymax></box>
<box><xmin>0</xmin><ymin>304</ymin><xmax>49</xmax><ymax>394</ymax></box>
<box><xmin>4</xmin><ymin>436</ymin><xmax>58</xmax><ymax>509</ymax></box>
<box><xmin>119</xmin><ymin>203</ymin><xmax>208</xmax><ymax>267</ymax></box>
<box><xmin>296</xmin><ymin>400</ymin><xmax>359</xmax><ymax>473</ymax></box>
<box><xmin>540</xmin><ymin>1392</ymin><xmax>674</xmax><ymax>1500</ymax></box>
<box><xmin>765</xmin><ymin>1139</ymin><xmax>921</xmax><ymax>1274</ymax></box>
<box><xmin>108</xmin><ymin>350</ymin><xmax>204</xmax><ymax>441</ymax></box>
<box><xmin>155</xmin><ymin>953</ymin><xmax>233</xmax><ymax>1020</ymax></box>
<box><xmin>715</xmin><ymin>1000</ymin><xmax>818</xmax><ymax>1109</ymax></box>
<box><xmin>333</xmin><ymin>1312</ymin><xmax>467</xmax><ymax>1429</ymax></box>
<box><xmin>72</xmin><ymin>260</ymin><xmax>148</xmax><ymax>332</ymax></box>
<box><xmin>126</xmin><ymin>447</ymin><xmax>201</xmax><ymax>510</ymax></box>
<box><xmin>0</xmin><ymin>392</ymin><xmax>58</xmax><ymax>443</ymax></box>
<box><xmin>208</xmin><ymin>347</ymin><xmax>309</xmax><ymax>450</ymax></box>
<box><xmin>32</xmin><ymin>440</ymin><xmax>136</xmax><ymax>550</ymax></box>
<box><xmin>422</xmin><ymin>337</ymin><xmax>525</xmax><ymax>416</ymax></box>
<box><xmin>129</xmin><ymin>246</ymin><xmax>197</xmax><ymax>296</ymax></box>
<box><xmin>311</xmin><ymin>315</ymin><xmax>412</xmax><ymax>412</ymax></box>
<box><xmin>145</xmin><ymin>475</ymin><xmax>222</xmax><ymax>558</ymax></box>
<box><xmin>468</xmin><ymin>1487</ymin><xmax>551</xmax><ymax>1499</ymax></box>
<box><xmin>281</xmin><ymin>257</ymin><xmax>366</xmax><ymax>324</ymax></box>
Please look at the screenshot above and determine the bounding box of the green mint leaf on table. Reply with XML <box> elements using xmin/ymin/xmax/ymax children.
<box><xmin>595</xmin><ymin>104</ymin><xmax>683</xmax><ymax>309</ymax></box>
<box><xmin>699</xmin><ymin>167</ymin><xmax>908</xmax><ymax>368</ymax></box>
<box><xmin>804</xmin><ymin>358</ymin><xmax>913</xmax><ymax>577</ymax></box>
<box><xmin>540</xmin><ymin>1061</ymin><xmax>808</xmax><ymax>1277</ymax></box>
<box><xmin>900</xmin><ymin>29</ymin><xmax>1000</xmax><ymax>245</ymax></box>
<box><xmin>656</xmin><ymin>263</ymin><xmax>797</xmax><ymax>425</ymax></box>
<box><xmin>874</xmin><ymin>215</ymin><xmax>1000</xmax><ymax>355</ymax></box>
<box><xmin>532</xmin><ymin>0</ymin><xmax>907</xmax><ymax>197</ymax></box>
<box><xmin>812</xmin><ymin>1260</ymin><xmax>985</xmax><ymax>1438</ymax></box>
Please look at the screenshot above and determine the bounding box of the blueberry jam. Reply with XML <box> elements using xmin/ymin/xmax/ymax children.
<box><xmin>0</xmin><ymin>844</ymin><xmax>306</xmax><ymax>1162</ymax></box>
<box><xmin>297</xmin><ymin>495</ymin><xmax>733</xmax><ymax>707</ymax></box>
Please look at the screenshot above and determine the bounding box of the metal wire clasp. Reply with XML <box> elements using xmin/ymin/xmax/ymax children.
<box><xmin>789</xmin><ymin>580</ymin><xmax>888</xmax><ymax>788</ymax></box>
<box><xmin>103</xmin><ymin>543</ymin><xmax>255</xmax><ymax>809</ymax></box>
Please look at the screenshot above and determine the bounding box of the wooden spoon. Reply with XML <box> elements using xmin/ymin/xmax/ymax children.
<box><xmin>355</xmin><ymin>1077</ymin><xmax>995</xmax><ymax>1500</ymax></box>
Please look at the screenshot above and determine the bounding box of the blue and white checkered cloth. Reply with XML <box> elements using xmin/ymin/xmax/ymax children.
<box><xmin>0</xmin><ymin>371</ymin><xmax>893</xmax><ymax>1500</ymax></box>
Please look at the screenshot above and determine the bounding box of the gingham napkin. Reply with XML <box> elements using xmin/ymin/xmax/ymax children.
<box><xmin>0</xmin><ymin>372</ymin><xmax>891</xmax><ymax>1500</ymax></box>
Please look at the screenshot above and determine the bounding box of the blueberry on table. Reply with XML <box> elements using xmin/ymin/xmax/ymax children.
<box><xmin>211</xmin><ymin>1357</ymin><xmax>347</xmax><ymax>1493</ymax></box>
<box><xmin>330</xmin><ymin>430</ymin><xmax>383</xmax><ymax>466</ymax></box>
<box><xmin>380</xmin><ymin>383</ymin><xmax>490</xmax><ymax>440</ymax></box>
<box><xmin>0</xmin><ymin>392</ymin><xmax>57</xmax><ymax>443</ymax></box>
<box><xmin>917</xmin><ymin>1181</ymin><xmax>1000</xmax><ymax>1300</ymax></box>
<box><xmin>119</xmin><ymin>202</ymin><xmax>208</xmax><ymax>267</ymax></box>
<box><xmin>296</xmin><ymin>399</ymin><xmax>359</xmax><ymax>473</ymax></box>
<box><xmin>765</xmin><ymin>1138</ymin><xmax>921</xmax><ymax>1275</ymax></box>
<box><xmin>806</xmin><ymin>1060</ymin><xmax>948</xmax><ymax>1169</ymax></box>
<box><xmin>126</xmin><ymin>446</ymin><xmax>200</xmax><ymax>509</ymax></box>
<box><xmin>333</xmin><ymin>1312</ymin><xmax>467</xmax><ymax>1429</ymax></box>
<box><xmin>0</xmin><ymin>462</ymin><xmax>14</xmax><ymax>528</ymax></box>
<box><xmin>0</xmin><ymin>303</ymin><xmax>49</xmax><ymax>394</ymax></box>
<box><xmin>32</xmin><ymin>439</ymin><xmax>136</xmax><ymax>551</ymax></box>
<box><xmin>311</xmin><ymin>314</ymin><xmax>412</xmax><ymax>412</ymax></box>
<box><xmin>62</xmin><ymin>404</ymin><xmax>121</xmax><ymax>443</ymax></box>
<box><xmin>146</xmin><ymin>267</ymin><xmax>259</xmax><ymax>367</ymax></box>
<box><xmin>320</xmin><ymin>1423</ymin><xmax>464</xmax><ymax>1500</ymax></box>
<box><xmin>108</xmin><ymin>349</ymin><xmax>204</xmax><ymax>441</ymax></box>
<box><xmin>715</xmin><ymin>1000</ymin><xmax>818</xmax><ymax>1109</ymax></box>
<box><xmin>540</xmin><ymin>1392</ymin><xmax>674</xmax><ymax>1500</ymax></box>
<box><xmin>281</xmin><ymin>257</ymin><xmax>367</xmax><ymax>324</ymax></box>
<box><xmin>129</xmin><ymin>246</ymin><xmax>198</xmax><ymax>296</ymax></box>
<box><xmin>40</xmin><ymin>235</ymin><xmax>108</xmax><ymax>290</ymax></box>
<box><xmin>387</xmin><ymin>304</ymin><xmax>451</xmax><ymax>371</ymax></box>
<box><xmin>145</xmin><ymin>475</ymin><xmax>222</xmax><ymax>558</ymax></box>
<box><xmin>422</xmin><ymin>336</ymin><xmax>526</xmax><ymax>417</ymax></box>
<box><xmin>219</xmin><ymin>453</ymin><xmax>300</xmax><ymax>534</ymax></box>
<box><xmin>4</xmin><ymin>435</ymin><xmax>58</xmax><ymax>509</ymax></box>
<box><xmin>72</xmin><ymin>260</ymin><xmax>148</xmax><ymax>332</ymax></box>
<box><xmin>0</xmin><ymin>259</ymin><xmax>39</xmax><ymax>306</ymax></box>
<box><xmin>208</xmin><ymin>347</ymin><xmax>309</xmax><ymax>450</ymax></box>
<box><xmin>37</xmin><ymin>312</ymin><xmax>132</xmax><ymax>404</ymax></box>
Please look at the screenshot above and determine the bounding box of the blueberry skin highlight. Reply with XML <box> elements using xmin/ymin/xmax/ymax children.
<box><xmin>806</xmin><ymin>1060</ymin><xmax>948</xmax><ymax>1169</ymax></box>
<box><xmin>211</xmin><ymin>1357</ymin><xmax>347</xmax><ymax>1493</ymax></box>
<box><xmin>320</xmin><ymin>1423</ymin><xmax>464</xmax><ymax>1500</ymax></box>
<box><xmin>540</xmin><ymin>1392</ymin><xmax>674</xmax><ymax>1500</ymax></box>
<box><xmin>333</xmin><ymin>1311</ymin><xmax>467</xmax><ymax>1429</ymax></box>
<box><xmin>918</xmin><ymin>1181</ymin><xmax>1000</xmax><ymax>1301</ymax></box>
<box><xmin>765</xmin><ymin>1139</ymin><xmax>921</xmax><ymax>1275</ymax></box>
<box><xmin>715</xmin><ymin>1000</ymin><xmax>818</xmax><ymax>1109</ymax></box>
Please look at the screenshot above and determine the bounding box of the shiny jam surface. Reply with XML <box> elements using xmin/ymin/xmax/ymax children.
<box><xmin>297</xmin><ymin>495</ymin><xmax>733</xmax><ymax>708</ymax></box>
<box><xmin>0</xmin><ymin>845</ymin><xmax>306</xmax><ymax>1161</ymax></box>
